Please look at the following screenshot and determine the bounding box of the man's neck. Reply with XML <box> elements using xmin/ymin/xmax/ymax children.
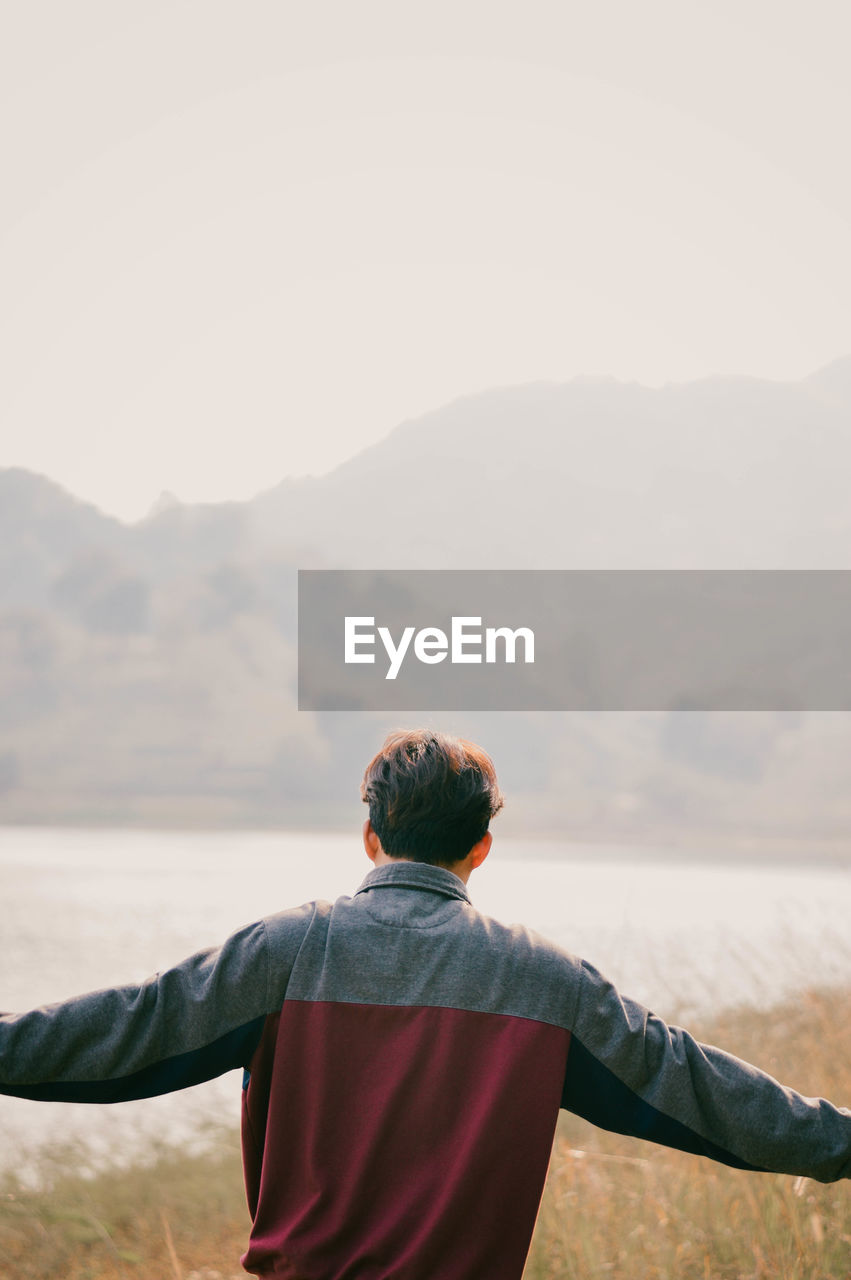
<box><xmin>368</xmin><ymin>849</ymin><xmax>474</xmax><ymax>884</ymax></box>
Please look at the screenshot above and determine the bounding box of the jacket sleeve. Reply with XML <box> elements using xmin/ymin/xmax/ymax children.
<box><xmin>561</xmin><ymin>958</ymin><xmax>851</xmax><ymax>1182</ymax></box>
<box><xmin>0</xmin><ymin>918</ymin><xmax>277</xmax><ymax>1104</ymax></box>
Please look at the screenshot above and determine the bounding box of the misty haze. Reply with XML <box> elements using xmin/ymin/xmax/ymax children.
<box><xmin>2</xmin><ymin>361</ymin><xmax>851</xmax><ymax>860</ymax></box>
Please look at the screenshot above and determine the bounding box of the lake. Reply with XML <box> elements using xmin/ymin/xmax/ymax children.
<box><xmin>1</xmin><ymin>827</ymin><xmax>849</xmax><ymax>1175</ymax></box>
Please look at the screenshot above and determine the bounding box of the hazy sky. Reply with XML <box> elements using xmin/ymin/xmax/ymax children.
<box><xmin>2</xmin><ymin>2</ymin><xmax>850</xmax><ymax>522</ymax></box>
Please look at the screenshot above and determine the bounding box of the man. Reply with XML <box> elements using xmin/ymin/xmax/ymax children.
<box><xmin>1</xmin><ymin>729</ymin><xmax>849</xmax><ymax>1278</ymax></box>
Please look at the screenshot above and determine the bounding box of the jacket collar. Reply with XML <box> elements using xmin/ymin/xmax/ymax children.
<box><xmin>354</xmin><ymin>860</ymin><xmax>472</xmax><ymax>906</ymax></box>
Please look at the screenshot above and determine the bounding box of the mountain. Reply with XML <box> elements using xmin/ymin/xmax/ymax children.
<box><xmin>1</xmin><ymin>360</ymin><xmax>851</xmax><ymax>853</ymax></box>
<box><xmin>0</xmin><ymin>468</ymin><xmax>128</xmax><ymax>610</ymax></box>
<box><xmin>247</xmin><ymin>362</ymin><xmax>851</xmax><ymax>568</ymax></box>
<box><xmin>804</xmin><ymin>353</ymin><xmax>851</xmax><ymax>409</ymax></box>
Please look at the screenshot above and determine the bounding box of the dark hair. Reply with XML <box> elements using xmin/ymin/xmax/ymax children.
<box><xmin>361</xmin><ymin>729</ymin><xmax>504</xmax><ymax>866</ymax></box>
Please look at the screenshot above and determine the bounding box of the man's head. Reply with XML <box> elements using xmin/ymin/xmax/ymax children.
<box><xmin>360</xmin><ymin>729</ymin><xmax>503</xmax><ymax>875</ymax></box>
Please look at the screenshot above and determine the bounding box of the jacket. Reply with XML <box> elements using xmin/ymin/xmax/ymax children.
<box><xmin>1</xmin><ymin>860</ymin><xmax>850</xmax><ymax>1278</ymax></box>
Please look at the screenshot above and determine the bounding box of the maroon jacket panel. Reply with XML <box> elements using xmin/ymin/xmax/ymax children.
<box><xmin>241</xmin><ymin>999</ymin><xmax>570</xmax><ymax>1279</ymax></box>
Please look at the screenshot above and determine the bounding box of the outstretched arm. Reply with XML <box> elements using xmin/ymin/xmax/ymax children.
<box><xmin>0</xmin><ymin>918</ymin><xmax>275</xmax><ymax>1103</ymax></box>
<box><xmin>562</xmin><ymin>959</ymin><xmax>851</xmax><ymax>1182</ymax></box>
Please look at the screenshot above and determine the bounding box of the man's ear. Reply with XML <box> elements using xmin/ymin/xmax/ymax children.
<box><xmin>468</xmin><ymin>830</ymin><xmax>492</xmax><ymax>872</ymax></box>
<box><xmin>363</xmin><ymin>817</ymin><xmax>382</xmax><ymax>864</ymax></box>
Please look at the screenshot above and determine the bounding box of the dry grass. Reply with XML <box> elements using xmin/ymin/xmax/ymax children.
<box><xmin>0</xmin><ymin>986</ymin><xmax>848</xmax><ymax>1279</ymax></box>
<box><xmin>0</xmin><ymin>1131</ymin><xmax>249</xmax><ymax>1280</ymax></box>
<box><xmin>526</xmin><ymin>1131</ymin><xmax>851</xmax><ymax>1279</ymax></box>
